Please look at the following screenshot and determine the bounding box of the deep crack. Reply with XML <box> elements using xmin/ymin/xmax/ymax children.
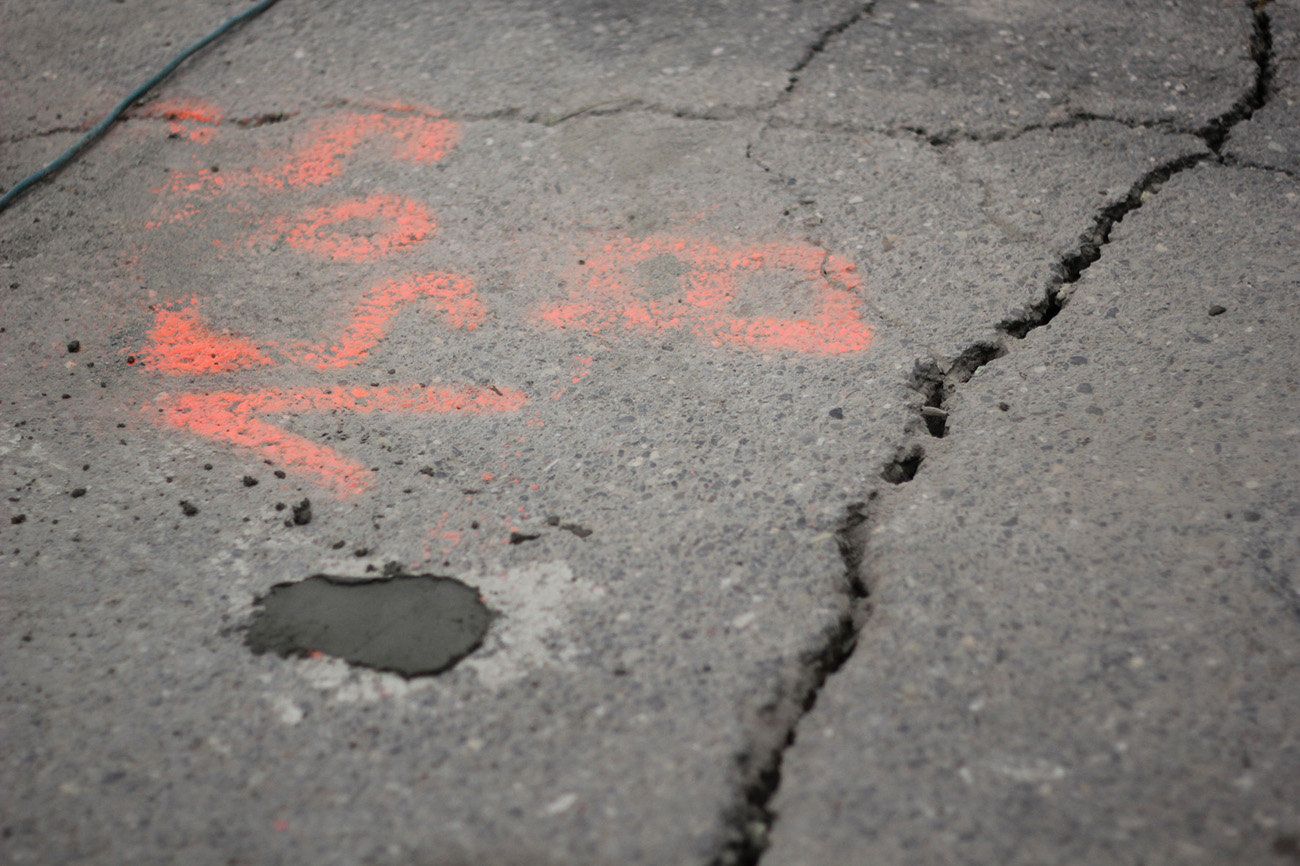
<box><xmin>713</xmin><ymin>3</ymin><xmax>1278</xmax><ymax>863</ymax></box>
<box><xmin>784</xmin><ymin>3</ymin><xmax>874</xmax><ymax>94</ymax></box>
<box><xmin>1000</xmin><ymin>151</ymin><xmax>1210</xmax><ymax>341</ymax></box>
<box><xmin>711</xmin><ymin>499</ymin><xmax>875</xmax><ymax>866</ymax></box>
<box><xmin>1201</xmin><ymin>5</ymin><xmax>1274</xmax><ymax>153</ymax></box>
<box><xmin>880</xmin><ymin>444</ymin><xmax>926</xmax><ymax>484</ymax></box>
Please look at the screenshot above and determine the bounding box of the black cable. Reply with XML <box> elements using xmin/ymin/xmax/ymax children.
<box><xmin>0</xmin><ymin>0</ymin><xmax>283</xmax><ymax>214</ymax></box>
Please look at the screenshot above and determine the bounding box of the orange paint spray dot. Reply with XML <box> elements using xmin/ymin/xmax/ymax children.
<box><xmin>481</xmin><ymin>472</ymin><xmax>495</xmax><ymax>482</ymax></box>
<box><xmin>138</xmin><ymin>101</ymin><xmax>224</xmax><ymax>125</ymax></box>
<box><xmin>137</xmin><ymin>100</ymin><xmax>224</xmax><ymax>143</ymax></box>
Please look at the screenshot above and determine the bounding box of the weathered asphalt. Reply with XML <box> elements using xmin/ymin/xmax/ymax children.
<box><xmin>2</xmin><ymin>2</ymin><xmax>1297</xmax><ymax>864</ymax></box>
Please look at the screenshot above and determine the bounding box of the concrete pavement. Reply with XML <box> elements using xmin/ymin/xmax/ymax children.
<box><xmin>2</xmin><ymin>1</ymin><xmax>1296</xmax><ymax>864</ymax></box>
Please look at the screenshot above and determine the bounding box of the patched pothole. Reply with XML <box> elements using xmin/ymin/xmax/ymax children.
<box><xmin>245</xmin><ymin>573</ymin><xmax>493</xmax><ymax>677</ymax></box>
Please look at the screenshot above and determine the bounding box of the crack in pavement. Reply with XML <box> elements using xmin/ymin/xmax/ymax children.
<box><xmin>784</xmin><ymin>2</ymin><xmax>876</xmax><ymax>94</ymax></box>
<box><xmin>2</xmin><ymin>123</ymin><xmax>96</xmax><ymax>145</ymax></box>
<box><xmin>1224</xmin><ymin>157</ymin><xmax>1300</xmax><ymax>180</ymax></box>
<box><xmin>710</xmin><ymin>3</ymin><xmax>1278</xmax><ymax>865</ymax></box>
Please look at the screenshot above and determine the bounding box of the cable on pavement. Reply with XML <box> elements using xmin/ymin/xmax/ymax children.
<box><xmin>0</xmin><ymin>0</ymin><xmax>283</xmax><ymax>214</ymax></box>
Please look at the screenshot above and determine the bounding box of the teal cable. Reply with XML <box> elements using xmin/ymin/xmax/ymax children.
<box><xmin>0</xmin><ymin>0</ymin><xmax>283</xmax><ymax>213</ymax></box>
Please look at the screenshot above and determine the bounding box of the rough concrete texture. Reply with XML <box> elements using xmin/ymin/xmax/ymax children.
<box><xmin>1</xmin><ymin>1</ymin><xmax>1297</xmax><ymax>865</ymax></box>
<box><xmin>776</xmin><ymin>0</ymin><xmax>1259</xmax><ymax>139</ymax></box>
<box><xmin>749</xmin><ymin>121</ymin><xmax>1209</xmax><ymax>359</ymax></box>
<box><xmin>1228</xmin><ymin>0</ymin><xmax>1300</xmax><ymax>175</ymax></box>
<box><xmin>765</xmin><ymin>164</ymin><xmax>1300</xmax><ymax>866</ymax></box>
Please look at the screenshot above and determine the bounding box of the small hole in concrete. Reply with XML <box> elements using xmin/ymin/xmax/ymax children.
<box><xmin>881</xmin><ymin>445</ymin><xmax>925</xmax><ymax>484</ymax></box>
<box><xmin>244</xmin><ymin>573</ymin><xmax>492</xmax><ymax>677</ymax></box>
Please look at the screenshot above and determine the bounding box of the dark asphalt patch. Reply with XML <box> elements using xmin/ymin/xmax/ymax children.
<box><xmin>244</xmin><ymin>574</ymin><xmax>492</xmax><ymax>677</ymax></box>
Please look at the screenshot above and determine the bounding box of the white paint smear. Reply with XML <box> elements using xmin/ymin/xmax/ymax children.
<box><xmin>462</xmin><ymin>559</ymin><xmax>605</xmax><ymax>690</ymax></box>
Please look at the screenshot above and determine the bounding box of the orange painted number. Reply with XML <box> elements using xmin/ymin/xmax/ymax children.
<box><xmin>538</xmin><ymin>235</ymin><xmax>873</xmax><ymax>355</ymax></box>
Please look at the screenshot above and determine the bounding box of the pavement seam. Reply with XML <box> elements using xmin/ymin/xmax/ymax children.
<box><xmin>2</xmin><ymin>123</ymin><xmax>97</xmax><ymax>145</ymax></box>
<box><xmin>710</xmin><ymin>498</ymin><xmax>876</xmax><ymax>866</ymax></box>
<box><xmin>783</xmin><ymin>2</ymin><xmax>876</xmax><ymax>95</ymax></box>
<box><xmin>710</xmin><ymin>3</ymin><xmax>1277</xmax><ymax>864</ymax></box>
<box><xmin>441</xmin><ymin>0</ymin><xmax>878</xmax><ymax>130</ymax></box>
<box><xmin>768</xmin><ymin>4</ymin><xmax>1274</xmax><ymax>148</ymax></box>
<box><xmin>1222</xmin><ymin>156</ymin><xmax>1300</xmax><ymax>180</ymax></box>
<box><xmin>1201</xmin><ymin>4</ymin><xmax>1275</xmax><ymax>153</ymax></box>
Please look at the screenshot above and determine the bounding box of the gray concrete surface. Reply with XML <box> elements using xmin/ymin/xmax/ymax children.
<box><xmin>1</xmin><ymin>1</ymin><xmax>1296</xmax><ymax>865</ymax></box>
<box><xmin>1229</xmin><ymin>0</ymin><xmax>1300</xmax><ymax>175</ymax></box>
<box><xmin>765</xmin><ymin>163</ymin><xmax>1300</xmax><ymax>866</ymax></box>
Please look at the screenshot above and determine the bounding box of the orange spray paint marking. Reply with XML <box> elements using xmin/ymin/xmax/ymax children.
<box><xmin>154</xmin><ymin>385</ymin><xmax>527</xmax><ymax>496</ymax></box>
<box><xmin>288</xmin><ymin>272</ymin><xmax>485</xmax><ymax>369</ymax></box>
<box><xmin>140</xmin><ymin>300</ymin><xmax>273</xmax><ymax>375</ymax></box>
<box><xmin>271</xmin><ymin>194</ymin><xmax>436</xmax><ymax>262</ymax></box>
<box><xmin>137</xmin><ymin>100</ymin><xmax>223</xmax><ymax>143</ymax></box>
<box><xmin>161</xmin><ymin>110</ymin><xmax>460</xmax><ymax>198</ymax></box>
<box><xmin>274</xmin><ymin>112</ymin><xmax>460</xmax><ymax>188</ymax></box>
<box><xmin>537</xmin><ymin>237</ymin><xmax>874</xmax><ymax>355</ymax></box>
<box><xmin>138</xmin><ymin>101</ymin><xmax>224</xmax><ymax>125</ymax></box>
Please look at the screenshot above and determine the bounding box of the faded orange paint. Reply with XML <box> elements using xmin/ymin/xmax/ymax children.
<box><xmin>537</xmin><ymin>236</ymin><xmax>874</xmax><ymax>355</ymax></box>
<box><xmin>162</xmin><ymin>110</ymin><xmax>460</xmax><ymax>198</ymax></box>
<box><xmin>137</xmin><ymin>100</ymin><xmax>223</xmax><ymax>142</ymax></box>
<box><xmin>270</xmin><ymin>194</ymin><xmax>436</xmax><ymax>262</ymax></box>
<box><xmin>288</xmin><ymin>273</ymin><xmax>485</xmax><ymax>369</ymax></box>
<box><xmin>154</xmin><ymin>385</ymin><xmax>526</xmax><ymax>496</ymax></box>
<box><xmin>138</xmin><ymin>101</ymin><xmax>223</xmax><ymax>125</ymax></box>
<box><xmin>275</xmin><ymin>112</ymin><xmax>459</xmax><ymax>188</ymax></box>
<box><xmin>141</xmin><ymin>300</ymin><xmax>272</xmax><ymax>375</ymax></box>
<box><xmin>137</xmin><ymin>276</ymin><xmax>515</xmax><ymax>495</ymax></box>
<box><xmin>549</xmin><ymin>356</ymin><xmax>596</xmax><ymax>399</ymax></box>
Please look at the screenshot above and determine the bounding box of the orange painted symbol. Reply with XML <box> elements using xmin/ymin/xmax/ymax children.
<box><xmin>135</xmin><ymin>104</ymin><xmax>525</xmax><ymax>497</ymax></box>
<box><xmin>265</xmin><ymin>194</ymin><xmax>438</xmax><ymax>263</ymax></box>
<box><xmin>160</xmin><ymin>108</ymin><xmax>460</xmax><ymax>199</ymax></box>
<box><xmin>134</xmin><ymin>100</ymin><xmax>879</xmax><ymax>507</ymax></box>
<box><xmin>536</xmin><ymin>236</ymin><xmax>874</xmax><ymax>355</ymax></box>
<box><xmin>140</xmin><ymin>282</ymin><xmax>521</xmax><ymax>496</ymax></box>
<box><xmin>285</xmin><ymin>272</ymin><xmax>484</xmax><ymax>369</ymax></box>
<box><xmin>155</xmin><ymin>384</ymin><xmax>525</xmax><ymax>496</ymax></box>
<box><xmin>141</xmin><ymin>298</ymin><xmax>273</xmax><ymax>375</ymax></box>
